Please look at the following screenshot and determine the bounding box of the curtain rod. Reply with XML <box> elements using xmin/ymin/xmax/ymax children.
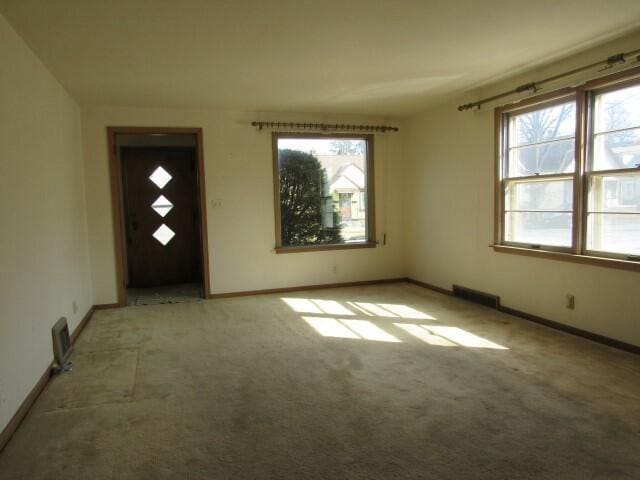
<box><xmin>458</xmin><ymin>48</ymin><xmax>640</xmax><ymax>112</ymax></box>
<box><xmin>251</xmin><ymin>121</ymin><xmax>399</xmax><ymax>133</ymax></box>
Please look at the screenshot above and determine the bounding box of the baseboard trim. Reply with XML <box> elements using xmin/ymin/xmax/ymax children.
<box><xmin>406</xmin><ymin>278</ymin><xmax>453</xmax><ymax>296</ymax></box>
<box><xmin>209</xmin><ymin>277</ymin><xmax>408</xmax><ymax>299</ymax></box>
<box><xmin>498</xmin><ymin>305</ymin><xmax>640</xmax><ymax>355</ymax></box>
<box><xmin>94</xmin><ymin>302</ymin><xmax>120</xmax><ymax>310</ymax></box>
<box><xmin>0</xmin><ymin>303</ymin><xmax>105</xmax><ymax>453</ymax></box>
<box><xmin>0</xmin><ymin>361</ymin><xmax>52</xmax><ymax>454</ymax></box>
<box><xmin>407</xmin><ymin>277</ymin><xmax>639</xmax><ymax>355</ymax></box>
<box><xmin>70</xmin><ymin>305</ymin><xmax>95</xmax><ymax>344</ymax></box>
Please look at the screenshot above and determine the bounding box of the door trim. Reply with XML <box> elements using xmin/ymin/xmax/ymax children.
<box><xmin>107</xmin><ymin>127</ymin><xmax>211</xmax><ymax>306</ymax></box>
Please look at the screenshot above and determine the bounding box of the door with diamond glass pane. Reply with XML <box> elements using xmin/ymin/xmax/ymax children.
<box><xmin>121</xmin><ymin>147</ymin><xmax>202</xmax><ymax>287</ymax></box>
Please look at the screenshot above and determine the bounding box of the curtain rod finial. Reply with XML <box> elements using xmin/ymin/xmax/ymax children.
<box><xmin>458</xmin><ymin>102</ymin><xmax>478</xmax><ymax>111</ymax></box>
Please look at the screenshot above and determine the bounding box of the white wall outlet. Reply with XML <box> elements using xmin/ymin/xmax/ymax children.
<box><xmin>72</xmin><ymin>301</ymin><xmax>78</xmax><ymax>314</ymax></box>
<box><xmin>566</xmin><ymin>294</ymin><xmax>575</xmax><ymax>310</ymax></box>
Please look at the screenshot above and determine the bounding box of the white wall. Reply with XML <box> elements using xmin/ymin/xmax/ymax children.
<box><xmin>405</xmin><ymin>31</ymin><xmax>640</xmax><ymax>347</ymax></box>
<box><xmin>0</xmin><ymin>14</ymin><xmax>92</xmax><ymax>432</ymax></box>
<box><xmin>82</xmin><ymin>108</ymin><xmax>406</xmax><ymax>303</ymax></box>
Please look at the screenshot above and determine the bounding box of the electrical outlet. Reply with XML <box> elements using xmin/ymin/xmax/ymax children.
<box><xmin>72</xmin><ymin>301</ymin><xmax>78</xmax><ymax>314</ymax></box>
<box><xmin>565</xmin><ymin>294</ymin><xmax>575</xmax><ymax>310</ymax></box>
<box><xmin>332</xmin><ymin>265</ymin><xmax>338</xmax><ymax>274</ymax></box>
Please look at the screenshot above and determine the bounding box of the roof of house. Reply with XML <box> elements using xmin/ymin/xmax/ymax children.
<box><xmin>330</xmin><ymin>163</ymin><xmax>365</xmax><ymax>191</ymax></box>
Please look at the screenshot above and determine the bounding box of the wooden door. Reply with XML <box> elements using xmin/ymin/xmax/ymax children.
<box><xmin>122</xmin><ymin>147</ymin><xmax>202</xmax><ymax>287</ymax></box>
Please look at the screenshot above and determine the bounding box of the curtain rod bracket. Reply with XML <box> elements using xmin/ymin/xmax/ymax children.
<box><xmin>515</xmin><ymin>82</ymin><xmax>538</xmax><ymax>93</ymax></box>
<box><xmin>458</xmin><ymin>102</ymin><xmax>481</xmax><ymax>111</ymax></box>
<box><xmin>607</xmin><ymin>53</ymin><xmax>626</xmax><ymax>65</ymax></box>
<box><xmin>600</xmin><ymin>53</ymin><xmax>626</xmax><ymax>71</ymax></box>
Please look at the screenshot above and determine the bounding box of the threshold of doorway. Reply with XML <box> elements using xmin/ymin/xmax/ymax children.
<box><xmin>126</xmin><ymin>283</ymin><xmax>203</xmax><ymax>306</ymax></box>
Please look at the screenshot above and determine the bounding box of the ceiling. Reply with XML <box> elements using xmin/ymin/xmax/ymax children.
<box><xmin>2</xmin><ymin>0</ymin><xmax>640</xmax><ymax>116</ymax></box>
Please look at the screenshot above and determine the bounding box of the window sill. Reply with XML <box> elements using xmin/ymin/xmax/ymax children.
<box><xmin>491</xmin><ymin>244</ymin><xmax>640</xmax><ymax>272</ymax></box>
<box><xmin>275</xmin><ymin>242</ymin><xmax>377</xmax><ymax>254</ymax></box>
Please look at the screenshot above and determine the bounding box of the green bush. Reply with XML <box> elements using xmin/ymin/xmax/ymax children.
<box><xmin>278</xmin><ymin>149</ymin><xmax>343</xmax><ymax>246</ymax></box>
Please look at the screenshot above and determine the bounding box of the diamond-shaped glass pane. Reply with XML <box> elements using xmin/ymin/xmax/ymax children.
<box><xmin>152</xmin><ymin>224</ymin><xmax>175</xmax><ymax>246</ymax></box>
<box><xmin>149</xmin><ymin>166</ymin><xmax>172</xmax><ymax>189</ymax></box>
<box><xmin>151</xmin><ymin>195</ymin><xmax>173</xmax><ymax>218</ymax></box>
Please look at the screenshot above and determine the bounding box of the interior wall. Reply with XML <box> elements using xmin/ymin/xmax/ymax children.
<box><xmin>0</xmin><ymin>14</ymin><xmax>92</xmax><ymax>432</ymax></box>
<box><xmin>82</xmin><ymin>108</ymin><xmax>406</xmax><ymax>304</ymax></box>
<box><xmin>405</xmin><ymin>30</ymin><xmax>640</xmax><ymax>347</ymax></box>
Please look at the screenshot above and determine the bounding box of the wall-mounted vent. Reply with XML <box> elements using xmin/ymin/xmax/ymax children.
<box><xmin>52</xmin><ymin>317</ymin><xmax>72</xmax><ymax>367</ymax></box>
<box><xmin>452</xmin><ymin>285</ymin><xmax>500</xmax><ymax>309</ymax></box>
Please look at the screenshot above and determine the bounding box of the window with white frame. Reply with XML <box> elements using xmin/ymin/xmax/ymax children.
<box><xmin>502</xmin><ymin>99</ymin><xmax>576</xmax><ymax>249</ymax></box>
<box><xmin>586</xmin><ymin>83</ymin><xmax>640</xmax><ymax>257</ymax></box>
<box><xmin>495</xmin><ymin>70</ymin><xmax>640</xmax><ymax>267</ymax></box>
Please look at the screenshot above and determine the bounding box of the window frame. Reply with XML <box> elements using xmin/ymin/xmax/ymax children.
<box><xmin>582</xmin><ymin>78</ymin><xmax>640</xmax><ymax>262</ymax></box>
<box><xmin>272</xmin><ymin>131</ymin><xmax>376</xmax><ymax>254</ymax></box>
<box><xmin>494</xmin><ymin>66</ymin><xmax>640</xmax><ymax>272</ymax></box>
<box><xmin>497</xmin><ymin>91</ymin><xmax>579</xmax><ymax>253</ymax></box>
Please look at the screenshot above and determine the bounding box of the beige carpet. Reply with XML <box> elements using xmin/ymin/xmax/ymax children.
<box><xmin>1</xmin><ymin>282</ymin><xmax>638</xmax><ymax>479</ymax></box>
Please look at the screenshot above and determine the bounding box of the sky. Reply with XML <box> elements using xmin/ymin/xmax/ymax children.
<box><xmin>278</xmin><ymin>138</ymin><xmax>364</xmax><ymax>155</ymax></box>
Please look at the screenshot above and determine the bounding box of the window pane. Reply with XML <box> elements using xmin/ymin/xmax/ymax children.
<box><xmin>592</xmin><ymin>128</ymin><xmax>640</xmax><ymax>171</ymax></box>
<box><xmin>508</xmin><ymin>138</ymin><xmax>574</xmax><ymax>177</ymax></box>
<box><xmin>505</xmin><ymin>179</ymin><xmax>573</xmax><ymax>212</ymax></box>
<box><xmin>505</xmin><ymin>212</ymin><xmax>572</xmax><ymax>247</ymax></box>
<box><xmin>277</xmin><ymin>137</ymin><xmax>368</xmax><ymax>246</ymax></box>
<box><xmin>586</xmin><ymin>213</ymin><xmax>640</xmax><ymax>255</ymax></box>
<box><xmin>509</xmin><ymin>101</ymin><xmax>575</xmax><ymax>147</ymax></box>
<box><xmin>588</xmin><ymin>173</ymin><xmax>640</xmax><ymax>214</ymax></box>
<box><xmin>593</xmin><ymin>84</ymin><xmax>640</xmax><ymax>134</ymax></box>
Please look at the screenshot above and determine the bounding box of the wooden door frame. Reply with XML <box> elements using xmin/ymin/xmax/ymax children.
<box><xmin>107</xmin><ymin>126</ymin><xmax>211</xmax><ymax>306</ymax></box>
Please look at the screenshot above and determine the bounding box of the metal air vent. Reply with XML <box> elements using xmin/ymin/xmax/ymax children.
<box><xmin>452</xmin><ymin>285</ymin><xmax>500</xmax><ymax>309</ymax></box>
<box><xmin>52</xmin><ymin>317</ymin><xmax>73</xmax><ymax>368</ymax></box>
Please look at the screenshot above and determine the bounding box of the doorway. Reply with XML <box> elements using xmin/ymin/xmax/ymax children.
<box><xmin>108</xmin><ymin>128</ymin><xmax>210</xmax><ymax>307</ymax></box>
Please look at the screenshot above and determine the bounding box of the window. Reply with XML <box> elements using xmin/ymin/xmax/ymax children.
<box><xmin>272</xmin><ymin>133</ymin><xmax>375</xmax><ymax>252</ymax></box>
<box><xmin>586</xmin><ymin>84</ymin><xmax>640</xmax><ymax>257</ymax></box>
<box><xmin>495</xmin><ymin>69</ymin><xmax>640</xmax><ymax>269</ymax></box>
<box><xmin>502</xmin><ymin>99</ymin><xmax>576</xmax><ymax>249</ymax></box>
